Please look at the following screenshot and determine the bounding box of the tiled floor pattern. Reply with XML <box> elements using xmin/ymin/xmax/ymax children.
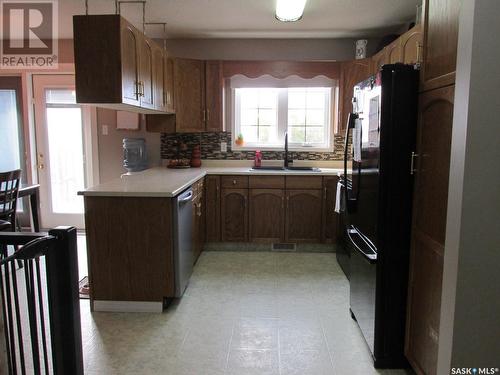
<box><xmin>82</xmin><ymin>252</ymin><xmax>412</xmax><ymax>375</ymax></box>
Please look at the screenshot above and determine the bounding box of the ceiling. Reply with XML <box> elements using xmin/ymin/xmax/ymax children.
<box><xmin>59</xmin><ymin>0</ymin><xmax>420</xmax><ymax>39</ymax></box>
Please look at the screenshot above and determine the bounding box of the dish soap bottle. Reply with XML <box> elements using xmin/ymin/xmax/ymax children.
<box><xmin>254</xmin><ymin>150</ymin><xmax>262</xmax><ymax>168</ymax></box>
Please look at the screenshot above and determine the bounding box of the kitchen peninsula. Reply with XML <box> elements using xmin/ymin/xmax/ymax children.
<box><xmin>79</xmin><ymin>164</ymin><xmax>343</xmax><ymax>312</ymax></box>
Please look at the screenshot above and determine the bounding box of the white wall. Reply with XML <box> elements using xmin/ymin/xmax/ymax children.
<box><xmin>438</xmin><ymin>0</ymin><xmax>500</xmax><ymax>372</ymax></box>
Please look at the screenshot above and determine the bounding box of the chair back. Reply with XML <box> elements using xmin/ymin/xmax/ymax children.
<box><xmin>0</xmin><ymin>170</ymin><xmax>21</xmax><ymax>223</ymax></box>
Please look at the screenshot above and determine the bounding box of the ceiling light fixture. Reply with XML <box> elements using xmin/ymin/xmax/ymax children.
<box><xmin>275</xmin><ymin>0</ymin><xmax>307</xmax><ymax>22</ymax></box>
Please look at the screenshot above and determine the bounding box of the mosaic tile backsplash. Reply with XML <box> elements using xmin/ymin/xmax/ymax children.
<box><xmin>161</xmin><ymin>132</ymin><xmax>348</xmax><ymax>161</ymax></box>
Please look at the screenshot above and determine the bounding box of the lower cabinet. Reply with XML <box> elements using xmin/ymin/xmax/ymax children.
<box><xmin>285</xmin><ymin>189</ymin><xmax>323</xmax><ymax>243</ymax></box>
<box><xmin>192</xmin><ymin>179</ymin><xmax>204</xmax><ymax>264</ymax></box>
<box><xmin>249</xmin><ymin>189</ymin><xmax>285</xmax><ymax>242</ymax></box>
<box><xmin>221</xmin><ymin>188</ymin><xmax>248</xmax><ymax>242</ymax></box>
<box><xmin>208</xmin><ymin>175</ymin><xmax>339</xmax><ymax>244</ymax></box>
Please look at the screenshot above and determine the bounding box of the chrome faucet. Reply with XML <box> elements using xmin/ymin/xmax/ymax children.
<box><xmin>284</xmin><ymin>132</ymin><xmax>291</xmax><ymax>168</ymax></box>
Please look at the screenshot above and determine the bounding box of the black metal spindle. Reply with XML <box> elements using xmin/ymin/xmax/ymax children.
<box><xmin>0</xmin><ymin>263</ymin><xmax>14</xmax><ymax>374</ymax></box>
<box><xmin>35</xmin><ymin>257</ymin><xmax>50</xmax><ymax>375</ymax></box>
<box><xmin>4</xmin><ymin>258</ymin><xmax>18</xmax><ymax>375</ymax></box>
<box><xmin>25</xmin><ymin>259</ymin><xmax>41</xmax><ymax>374</ymax></box>
<box><xmin>10</xmin><ymin>259</ymin><xmax>26</xmax><ymax>375</ymax></box>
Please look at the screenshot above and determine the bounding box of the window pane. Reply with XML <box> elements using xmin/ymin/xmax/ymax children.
<box><xmin>288</xmin><ymin>90</ymin><xmax>306</xmax><ymax>108</ymax></box>
<box><xmin>306</xmin><ymin>127</ymin><xmax>324</xmax><ymax>143</ymax></box>
<box><xmin>46</xmin><ymin>89</ymin><xmax>77</xmax><ymax>104</ymax></box>
<box><xmin>306</xmin><ymin>109</ymin><xmax>324</xmax><ymax>126</ymax></box>
<box><xmin>288</xmin><ymin>109</ymin><xmax>305</xmax><ymax>125</ymax></box>
<box><xmin>289</xmin><ymin>127</ymin><xmax>305</xmax><ymax>143</ymax></box>
<box><xmin>259</xmin><ymin>109</ymin><xmax>276</xmax><ymax>126</ymax></box>
<box><xmin>241</xmin><ymin>109</ymin><xmax>258</xmax><ymax>126</ymax></box>
<box><xmin>259</xmin><ymin>126</ymin><xmax>271</xmax><ymax>143</ymax></box>
<box><xmin>241</xmin><ymin>126</ymin><xmax>258</xmax><ymax>143</ymax></box>
<box><xmin>0</xmin><ymin>90</ymin><xmax>22</xmax><ymax>172</ymax></box>
<box><xmin>306</xmin><ymin>91</ymin><xmax>325</xmax><ymax>109</ymax></box>
<box><xmin>259</xmin><ymin>90</ymin><xmax>278</xmax><ymax>108</ymax></box>
<box><xmin>46</xmin><ymin>107</ymin><xmax>85</xmax><ymax>213</ymax></box>
<box><xmin>240</xmin><ymin>89</ymin><xmax>259</xmax><ymax>108</ymax></box>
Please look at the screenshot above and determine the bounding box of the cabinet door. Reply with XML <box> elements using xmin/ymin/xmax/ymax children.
<box><xmin>205</xmin><ymin>60</ymin><xmax>223</xmax><ymax>132</ymax></box>
<box><xmin>401</xmin><ymin>24</ymin><xmax>423</xmax><ymax>65</ymax></box>
<box><xmin>285</xmin><ymin>190</ymin><xmax>322</xmax><ymax>243</ymax></box>
<box><xmin>405</xmin><ymin>86</ymin><xmax>455</xmax><ymax>375</ymax></box>
<box><xmin>421</xmin><ymin>0</ymin><xmax>461</xmax><ymax>90</ymax></box>
<box><xmin>386</xmin><ymin>38</ymin><xmax>402</xmax><ymax>64</ymax></box>
<box><xmin>120</xmin><ymin>22</ymin><xmax>140</xmax><ymax>106</ymax></box>
<box><xmin>322</xmin><ymin>176</ymin><xmax>339</xmax><ymax>243</ymax></box>
<box><xmin>249</xmin><ymin>189</ymin><xmax>284</xmax><ymax>243</ymax></box>
<box><xmin>205</xmin><ymin>176</ymin><xmax>221</xmax><ymax>242</ymax></box>
<box><xmin>165</xmin><ymin>57</ymin><xmax>175</xmax><ymax>113</ymax></box>
<box><xmin>173</xmin><ymin>58</ymin><xmax>205</xmax><ymax>132</ymax></box>
<box><xmin>338</xmin><ymin>59</ymin><xmax>370</xmax><ymax>134</ymax></box>
<box><xmin>152</xmin><ymin>46</ymin><xmax>165</xmax><ymax>111</ymax></box>
<box><xmin>139</xmin><ymin>38</ymin><xmax>155</xmax><ymax>109</ymax></box>
<box><xmin>221</xmin><ymin>189</ymin><xmax>248</xmax><ymax>242</ymax></box>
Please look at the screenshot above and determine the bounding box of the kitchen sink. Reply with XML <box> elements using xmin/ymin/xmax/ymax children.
<box><xmin>250</xmin><ymin>166</ymin><xmax>320</xmax><ymax>172</ymax></box>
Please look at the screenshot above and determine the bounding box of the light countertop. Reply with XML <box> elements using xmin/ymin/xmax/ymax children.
<box><xmin>79</xmin><ymin>165</ymin><xmax>344</xmax><ymax>198</ymax></box>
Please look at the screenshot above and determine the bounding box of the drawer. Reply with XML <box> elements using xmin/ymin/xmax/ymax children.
<box><xmin>221</xmin><ymin>175</ymin><xmax>249</xmax><ymax>189</ymax></box>
<box><xmin>249</xmin><ymin>176</ymin><xmax>285</xmax><ymax>189</ymax></box>
<box><xmin>286</xmin><ymin>176</ymin><xmax>323</xmax><ymax>190</ymax></box>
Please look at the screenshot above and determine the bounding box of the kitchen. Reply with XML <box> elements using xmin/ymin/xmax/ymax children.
<box><xmin>0</xmin><ymin>1</ymin><xmax>498</xmax><ymax>375</ymax></box>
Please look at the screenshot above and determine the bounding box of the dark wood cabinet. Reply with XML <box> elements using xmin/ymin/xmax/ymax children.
<box><xmin>205</xmin><ymin>176</ymin><xmax>221</xmax><ymax>242</ymax></box>
<box><xmin>371</xmin><ymin>48</ymin><xmax>388</xmax><ymax>76</ymax></box>
<box><xmin>401</xmin><ymin>24</ymin><xmax>423</xmax><ymax>65</ymax></box>
<box><xmin>73</xmin><ymin>15</ymin><xmax>172</xmax><ymax>114</ymax></box>
<box><xmin>386</xmin><ymin>38</ymin><xmax>402</xmax><ymax>64</ymax></box>
<box><xmin>174</xmin><ymin>58</ymin><xmax>205</xmax><ymax>133</ymax></box>
<box><xmin>421</xmin><ymin>0</ymin><xmax>461</xmax><ymax>91</ymax></box>
<box><xmin>205</xmin><ymin>60</ymin><xmax>224</xmax><ymax>132</ymax></box>
<box><xmin>322</xmin><ymin>176</ymin><xmax>339</xmax><ymax>243</ymax></box>
<box><xmin>405</xmin><ymin>85</ymin><xmax>455</xmax><ymax>375</ymax></box>
<box><xmin>221</xmin><ymin>188</ymin><xmax>248</xmax><ymax>242</ymax></box>
<box><xmin>338</xmin><ymin>59</ymin><xmax>370</xmax><ymax>133</ymax></box>
<box><xmin>249</xmin><ymin>189</ymin><xmax>285</xmax><ymax>243</ymax></box>
<box><xmin>285</xmin><ymin>189</ymin><xmax>322</xmax><ymax>243</ymax></box>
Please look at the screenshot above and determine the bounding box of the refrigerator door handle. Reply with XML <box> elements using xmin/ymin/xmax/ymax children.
<box><xmin>344</xmin><ymin>113</ymin><xmax>358</xmax><ymax>208</ymax></box>
<box><xmin>347</xmin><ymin>227</ymin><xmax>377</xmax><ymax>263</ymax></box>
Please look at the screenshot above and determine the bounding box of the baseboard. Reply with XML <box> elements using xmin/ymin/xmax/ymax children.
<box><xmin>93</xmin><ymin>300</ymin><xmax>163</xmax><ymax>313</ymax></box>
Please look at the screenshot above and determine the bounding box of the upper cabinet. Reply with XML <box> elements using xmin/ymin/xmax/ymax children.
<box><xmin>401</xmin><ymin>24</ymin><xmax>423</xmax><ymax>65</ymax></box>
<box><xmin>146</xmin><ymin>58</ymin><xmax>224</xmax><ymax>133</ymax></box>
<box><xmin>421</xmin><ymin>0</ymin><xmax>461</xmax><ymax>91</ymax></box>
<box><xmin>73</xmin><ymin>15</ymin><xmax>173</xmax><ymax>114</ymax></box>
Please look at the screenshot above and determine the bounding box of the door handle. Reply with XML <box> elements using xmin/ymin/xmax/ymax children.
<box><xmin>410</xmin><ymin>152</ymin><xmax>418</xmax><ymax>175</ymax></box>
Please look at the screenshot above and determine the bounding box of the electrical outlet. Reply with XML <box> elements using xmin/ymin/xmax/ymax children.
<box><xmin>102</xmin><ymin>124</ymin><xmax>108</xmax><ymax>136</ymax></box>
<box><xmin>220</xmin><ymin>142</ymin><xmax>227</xmax><ymax>153</ymax></box>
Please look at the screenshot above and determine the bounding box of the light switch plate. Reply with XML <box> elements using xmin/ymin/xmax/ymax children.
<box><xmin>221</xmin><ymin>142</ymin><xmax>227</xmax><ymax>153</ymax></box>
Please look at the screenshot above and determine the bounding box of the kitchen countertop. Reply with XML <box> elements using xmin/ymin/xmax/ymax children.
<box><xmin>78</xmin><ymin>166</ymin><xmax>344</xmax><ymax>197</ymax></box>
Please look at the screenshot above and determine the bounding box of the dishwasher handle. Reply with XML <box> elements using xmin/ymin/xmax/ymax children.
<box><xmin>178</xmin><ymin>190</ymin><xmax>193</xmax><ymax>203</ymax></box>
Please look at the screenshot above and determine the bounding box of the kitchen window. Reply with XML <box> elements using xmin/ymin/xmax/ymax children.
<box><xmin>230</xmin><ymin>75</ymin><xmax>337</xmax><ymax>151</ymax></box>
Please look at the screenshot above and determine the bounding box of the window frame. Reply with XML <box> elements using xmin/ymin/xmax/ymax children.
<box><xmin>229</xmin><ymin>77</ymin><xmax>337</xmax><ymax>152</ymax></box>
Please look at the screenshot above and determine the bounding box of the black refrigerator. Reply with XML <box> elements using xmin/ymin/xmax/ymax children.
<box><xmin>343</xmin><ymin>64</ymin><xmax>418</xmax><ymax>368</ymax></box>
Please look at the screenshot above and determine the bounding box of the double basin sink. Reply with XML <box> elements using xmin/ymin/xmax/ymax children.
<box><xmin>250</xmin><ymin>166</ymin><xmax>321</xmax><ymax>172</ymax></box>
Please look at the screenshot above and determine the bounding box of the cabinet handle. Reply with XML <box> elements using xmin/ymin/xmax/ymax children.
<box><xmin>410</xmin><ymin>152</ymin><xmax>418</xmax><ymax>175</ymax></box>
<box><xmin>135</xmin><ymin>81</ymin><xmax>141</xmax><ymax>97</ymax></box>
<box><xmin>202</xmin><ymin>109</ymin><xmax>206</xmax><ymax>122</ymax></box>
<box><xmin>232</xmin><ymin>179</ymin><xmax>237</xmax><ymax>185</ymax></box>
<box><xmin>324</xmin><ymin>186</ymin><xmax>327</xmax><ymax>200</ymax></box>
<box><xmin>416</xmin><ymin>42</ymin><xmax>423</xmax><ymax>65</ymax></box>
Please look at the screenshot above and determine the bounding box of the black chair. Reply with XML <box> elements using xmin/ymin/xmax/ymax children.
<box><xmin>0</xmin><ymin>169</ymin><xmax>21</xmax><ymax>260</ymax></box>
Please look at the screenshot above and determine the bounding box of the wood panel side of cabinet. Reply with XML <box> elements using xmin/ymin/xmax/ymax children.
<box><xmin>205</xmin><ymin>176</ymin><xmax>221</xmax><ymax>242</ymax></box>
<box><xmin>221</xmin><ymin>188</ymin><xmax>248</xmax><ymax>242</ymax></box>
<box><xmin>421</xmin><ymin>0</ymin><xmax>461</xmax><ymax>91</ymax></box>
<box><xmin>173</xmin><ymin>58</ymin><xmax>205</xmax><ymax>132</ymax></box>
<box><xmin>249</xmin><ymin>189</ymin><xmax>285</xmax><ymax>243</ymax></box>
<box><xmin>84</xmin><ymin>196</ymin><xmax>175</xmax><ymax>303</ymax></box>
<box><xmin>285</xmin><ymin>189</ymin><xmax>322</xmax><ymax>243</ymax></box>
<box><xmin>205</xmin><ymin>60</ymin><xmax>224</xmax><ymax>132</ymax></box>
<box><xmin>338</xmin><ymin>59</ymin><xmax>370</xmax><ymax>134</ymax></box>
<box><xmin>405</xmin><ymin>86</ymin><xmax>455</xmax><ymax>375</ymax></box>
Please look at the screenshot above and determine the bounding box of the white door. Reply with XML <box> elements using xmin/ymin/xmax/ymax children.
<box><xmin>33</xmin><ymin>75</ymin><xmax>93</xmax><ymax>229</ymax></box>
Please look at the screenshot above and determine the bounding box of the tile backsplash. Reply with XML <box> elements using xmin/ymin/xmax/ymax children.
<box><xmin>161</xmin><ymin>131</ymin><xmax>348</xmax><ymax>161</ymax></box>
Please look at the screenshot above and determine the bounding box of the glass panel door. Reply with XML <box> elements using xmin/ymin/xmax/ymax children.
<box><xmin>33</xmin><ymin>75</ymin><xmax>88</xmax><ymax>229</ymax></box>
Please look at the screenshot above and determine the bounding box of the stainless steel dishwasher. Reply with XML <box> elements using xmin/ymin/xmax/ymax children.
<box><xmin>173</xmin><ymin>188</ymin><xmax>194</xmax><ymax>297</ymax></box>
